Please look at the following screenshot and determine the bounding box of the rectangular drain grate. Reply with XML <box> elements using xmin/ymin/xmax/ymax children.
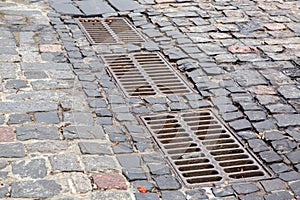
<box><xmin>100</xmin><ymin>52</ymin><xmax>194</xmax><ymax>97</ymax></box>
<box><xmin>77</xmin><ymin>18</ymin><xmax>145</xmax><ymax>44</ymax></box>
<box><xmin>141</xmin><ymin>110</ymin><xmax>271</xmax><ymax>187</ymax></box>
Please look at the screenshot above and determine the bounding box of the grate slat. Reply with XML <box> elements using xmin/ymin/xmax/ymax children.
<box><xmin>141</xmin><ymin>110</ymin><xmax>271</xmax><ymax>187</ymax></box>
<box><xmin>101</xmin><ymin>52</ymin><xmax>193</xmax><ymax>97</ymax></box>
<box><xmin>77</xmin><ymin>18</ymin><xmax>145</xmax><ymax>44</ymax></box>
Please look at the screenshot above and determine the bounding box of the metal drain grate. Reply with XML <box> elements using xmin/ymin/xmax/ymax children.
<box><xmin>77</xmin><ymin>18</ymin><xmax>145</xmax><ymax>44</ymax></box>
<box><xmin>100</xmin><ymin>52</ymin><xmax>193</xmax><ymax>97</ymax></box>
<box><xmin>141</xmin><ymin>110</ymin><xmax>270</xmax><ymax>187</ymax></box>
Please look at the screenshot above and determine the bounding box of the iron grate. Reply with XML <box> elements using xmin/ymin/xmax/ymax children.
<box><xmin>77</xmin><ymin>18</ymin><xmax>145</xmax><ymax>44</ymax></box>
<box><xmin>141</xmin><ymin>110</ymin><xmax>271</xmax><ymax>187</ymax></box>
<box><xmin>100</xmin><ymin>52</ymin><xmax>194</xmax><ymax>97</ymax></box>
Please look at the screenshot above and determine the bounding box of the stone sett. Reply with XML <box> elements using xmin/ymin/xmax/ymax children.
<box><xmin>1</xmin><ymin>0</ymin><xmax>300</xmax><ymax>199</ymax></box>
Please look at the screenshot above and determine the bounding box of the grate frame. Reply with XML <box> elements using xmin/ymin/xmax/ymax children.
<box><xmin>77</xmin><ymin>17</ymin><xmax>146</xmax><ymax>44</ymax></box>
<box><xmin>140</xmin><ymin>109</ymin><xmax>272</xmax><ymax>188</ymax></box>
<box><xmin>100</xmin><ymin>52</ymin><xmax>194</xmax><ymax>97</ymax></box>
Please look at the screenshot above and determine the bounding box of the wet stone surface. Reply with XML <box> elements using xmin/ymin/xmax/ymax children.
<box><xmin>0</xmin><ymin>0</ymin><xmax>300</xmax><ymax>199</ymax></box>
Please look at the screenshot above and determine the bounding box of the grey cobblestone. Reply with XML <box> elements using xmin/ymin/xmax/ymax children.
<box><xmin>12</xmin><ymin>158</ymin><xmax>47</xmax><ymax>179</ymax></box>
<box><xmin>1</xmin><ymin>0</ymin><xmax>300</xmax><ymax>199</ymax></box>
<box><xmin>49</xmin><ymin>154</ymin><xmax>82</xmax><ymax>172</ymax></box>
<box><xmin>11</xmin><ymin>180</ymin><xmax>61</xmax><ymax>198</ymax></box>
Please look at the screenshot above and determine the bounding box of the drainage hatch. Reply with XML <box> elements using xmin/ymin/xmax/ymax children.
<box><xmin>141</xmin><ymin>110</ymin><xmax>270</xmax><ymax>187</ymax></box>
<box><xmin>100</xmin><ymin>52</ymin><xmax>194</xmax><ymax>97</ymax></box>
<box><xmin>77</xmin><ymin>18</ymin><xmax>145</xmax><ymax>44</ymax></box>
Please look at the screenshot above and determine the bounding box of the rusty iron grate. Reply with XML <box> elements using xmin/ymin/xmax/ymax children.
<box><xmin>100</xmin><ymin>52</ymin><xmax>194</xmax><ymax>97</ymax></box>
<box><xmin>141</xmin><ymin>110</ymin><xmax>271</xmax><ymax>187</ymax></box>
<box><xmin>77</xmin><ymin>18</ymin><xmax>145</xmax><ymax>44</ymax></box>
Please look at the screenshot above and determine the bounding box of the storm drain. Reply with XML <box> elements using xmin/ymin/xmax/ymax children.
<box><xmin>141</xmin><ymin>110</ymin><xmax>270</xmax><ymax>187</ymax></box>
<box><xmin>77</xmin><ymin>18</ymin><xmax>145</xmax><ymax>44</ymax></box>
<box><xmin>100</xmin><ymin>52</ymin><xmax>193</xmax><ymax>97</ymax></box>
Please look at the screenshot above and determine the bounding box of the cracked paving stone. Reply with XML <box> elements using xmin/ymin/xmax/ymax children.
<box><xmin>82</xmin><ymin>156</ymin><xmax>119</xmax><ymax>172</ymax></box>
<box><xmin>286</xmin><ymin>150</ymin><xmax>300</xmax><ymax>164</ymax></box>
<box><xmin>279</xmin><ymin>171</ymin><xmax>300</xmax><ymax>181</ymax></box>
<box><xmin>232</xmin><ymin>183</ymin><xmax>259</xmax><ymax>194</ymax></box>
<box><xmin>271</xmin><ymin>139</ymin><xmax>296</xmax><ymax>153</ymax></box>
<box><xmin>0</xmin><ymin>143</ymin><xmax>25</xmax><ymax>158</ymax></box>
<box><xmin>153</xmin><ymin>175</ymin><xmax>181</xmax><ymax>190</ymax></box>
<box><xmin>92</xmin><ymin>172</ymin><xmax>128</xmax><ymax>190</ymax></box>
<box><xmin>135</xmin><ymin>193</ymin><xmax>160</xmax><ymax>200</ymax></box>
<box><xmin>289</xmin><ymin>180</ymin><xmax>300</xmax><ymax>196</ymax></box>
<box><xmin>11</xmin><ymin>180</ymin><xmax>61</xmax><ymax>198</ymax></box>
<box><xmin>161</xmin><ymin>191</ymin><xmax>186</xmax><ymax>200</ymax></box>
<box><xmin>91</xmin><ymin>190</ymin><xmax>133</xmax><ymax>200</ymax></box>
<box><xmin>261</xmin><ymin>179</ymin><xmax>286</xmax><ymax>192</ymax></box>
<box><xmin>16</xmin><ymin>126</ymin><xmax>59</xmax><ymax>140</ymax></box>
<box><xmin>123</xmin><ymin>168</ymin><xmax>147</xmax><ymax>181</ymax></box>
<box><xmin>259</xmin><ymin>151</ymin><xmax>282</xmax><ymax>163</ymax></box>
<box><xmin>49</xmin><ymin>154</ymin><xmax>82</xmax><ymax>172</ymax></box>
<box><xmin>264</xmin><ymin>191</ymin><xmax>293</xmax><ymax>200</ymax></box>
<box><xmin>79</xmin><ymin>142</ymin><xmax>112</xmax><ymax>155</ymax></box>
<box><xmin>12</xmin><ymin>159</ymin><xmax>47</xmax><ymax>179</ymax></box>
<box><xmin>248</xmin><ymin>139</ymin><xmax>269</xmax><ymax>153</ymax></box>
<box><xmin>63</xmin><ymin>126</ymin><xmax>105</xmax><ymax>139</ymax></box>
<box><xmin>212</xmin><ymin>186</ymin><xmax>234</xmax><ymax>197</ymax></box>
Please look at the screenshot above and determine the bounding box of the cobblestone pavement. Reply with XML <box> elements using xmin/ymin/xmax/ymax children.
<box><xmin>0</xmin><ymin>0</ymin><xmax>299</xmax><ymax>199</ymax></box>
